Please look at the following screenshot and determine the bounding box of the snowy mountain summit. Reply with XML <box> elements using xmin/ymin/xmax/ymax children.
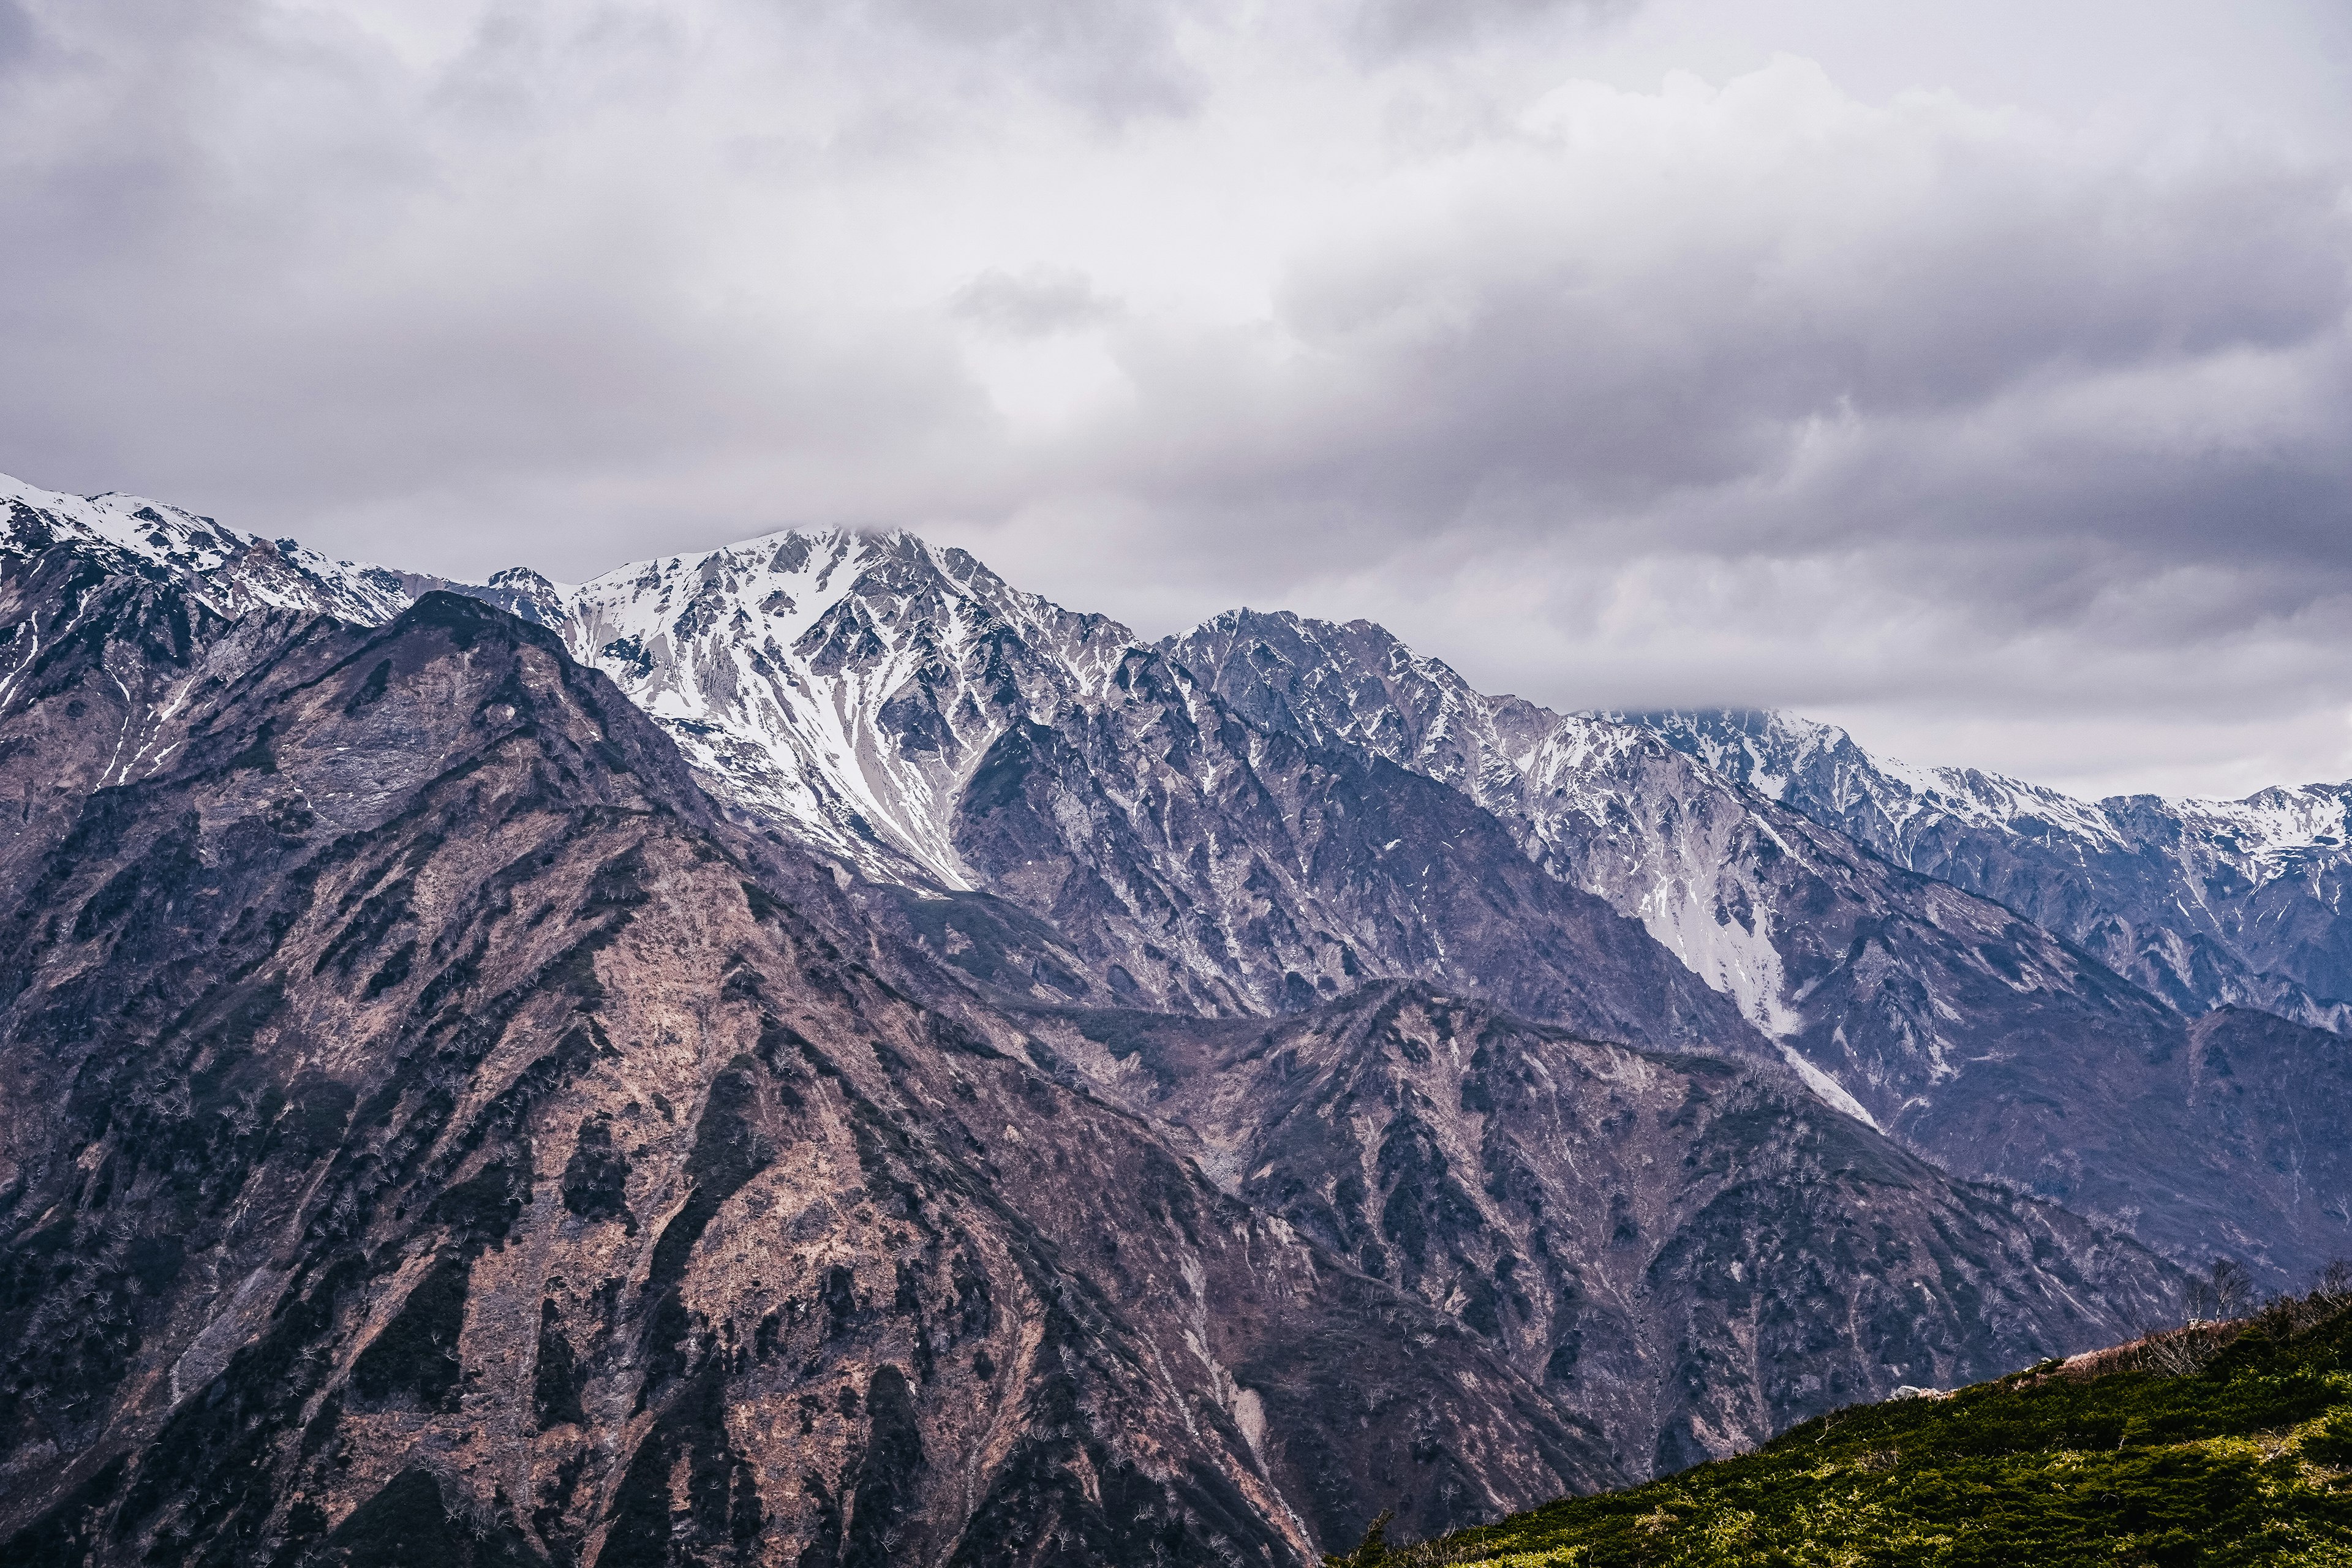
<box><xmin>9</xmin><ymin>467</ymin><xmax>2348</xmax><ymax>1040</ymax></box>
<box><xmin>1632</xmin><ymin>708</ymin><xmax>2352</xmax><ymax>1031</ymax></box>
<box><xmin>543</xmin><ymin>528</ymin><xmax>1139</xmax><ymax>883</ymax></box>
<box><xmin>1</xmin><ymin>472</ymin><xmax>412</xmax><ymax>625</ymax></box>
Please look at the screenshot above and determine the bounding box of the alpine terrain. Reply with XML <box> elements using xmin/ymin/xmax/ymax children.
<box><xmin>0</xmin><ymin>467</ymin><xmax>2343</xmax><ymax>1565</ymax></box>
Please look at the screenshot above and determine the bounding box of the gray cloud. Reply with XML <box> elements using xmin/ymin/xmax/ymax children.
<box><xmin>859</xmin><ymin>0</ymin><xmax>1208</xmax><ymax>123</ymax></box>
<box><xmin>1346</xmin><ymin>0</ymin><xmax>1629</xmax><ymax>61</ymax></box>
<box><xmin>951</xmin><ymin>266</ymin><xmax>1125</xmax><ymax>336</ymax></box>
<box><xmin>1</xmin><ymin>0</ymin><xmax>2348</xmax><ymax>795</ymax></box>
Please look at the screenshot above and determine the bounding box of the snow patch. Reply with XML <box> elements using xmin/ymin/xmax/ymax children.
<box><xmin>1777</xmin><ymin>1043</ymin><xmax>1883</xmax><ymax>1132</ymax></box>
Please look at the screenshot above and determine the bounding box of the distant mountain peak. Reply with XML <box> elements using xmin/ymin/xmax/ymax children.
<box><xmin>1627</xmin><ymin>706</ymin><xmax>2352</xmax><ymax>1031</ymax></box>
<box><xmin>10</xmin><ymin>471</ymin><xmax>2352</xmax><ymax>1282</ymax></box>
<box><xmin>0</xmin><ymin>469</ymin><xmax>412</xmax><ymax>625</ymax></box>
<box><xmin>535</xmin><ymin>524</ymin><xmax>1143</xmax><ymax>885</ymax></box>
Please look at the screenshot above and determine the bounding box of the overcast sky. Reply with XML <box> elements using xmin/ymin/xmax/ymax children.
<box><xmin>4</xmin><ymin>0</ymin><xmax>2350</xmax><ymax>799</ymax></box>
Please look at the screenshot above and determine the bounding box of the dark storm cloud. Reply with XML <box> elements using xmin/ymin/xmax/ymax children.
<box><xmin>0</xmin><ymin>0</ymin><xmax>2348</xmax><ymax>793</ymax></box>
<box><xmin>1090</xmin><ymin>68</ymin><xmax>2348</xmax><ymax>543</ymax></box>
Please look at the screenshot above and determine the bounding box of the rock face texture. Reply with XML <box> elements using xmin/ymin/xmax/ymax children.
<box><xmin>1630</xmin><ymin>707</ymin><xmax>2352</xmax><ymax>1034</ymax></box>
<box><xmin>499</xmin><ymin>547</ymin><xmax>2351</xmax><ymax>1285</ymax></box>
<box><xmin>0</xmin><ymin>568</ymin><xmax>1635</xmax><ymax>1564</ymax></box>
<box><xmin>506</xmin><ymin>533</ymin><xmax>1761</xmax><ymax>1053</ymax></box>
<box><xmin>1167</xmin><ymin>612</ymin><xmax>2352</xmax><ymax>1281</ymax></box>
<box><xmin>2</xmin><ymin>470</ymin><xmax>2345</xmax><ymax>1562</ymax></box>
<box><xmin>1</xmin><ymin>473</ymin><xmax>410</xmax><ymax>627</ymax></box>
<box><xmin>933</xmin><ymin>660</ymin><xmax>1767</xmax><ymax>1050</ymax></box>
<box><xmin>1019</xmin><ymin>987</ymin><xmax>2176</xmax><ymax>1478</ymax></box>
<box><xmin>551</xmin><ymin>529</ymin><xmax>1131</xmax><ymax>890</ymax></box>
<box><xmin>0</xmin><ymin>552</ymin><xmax>2186</xmax><ymax>1566</ymax></box>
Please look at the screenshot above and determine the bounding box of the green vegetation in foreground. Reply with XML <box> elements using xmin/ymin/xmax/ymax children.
<box><xmin>1335</xmin><ymin>1285</ymin><xmax>2352</xmax><ymax>1567</ymax></box>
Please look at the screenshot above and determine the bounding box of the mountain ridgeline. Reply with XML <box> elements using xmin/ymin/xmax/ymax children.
<box><xmin>1628</xmin><ymin>707</ymin><xmax>2352</xmax><ymax>1036</ymax></box>
<box><xmin>0</xmin><ymin>469</ymin><xmax>2346</xmax><ymax>1565</ymax></box>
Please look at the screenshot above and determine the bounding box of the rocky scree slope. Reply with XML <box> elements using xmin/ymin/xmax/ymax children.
<box><xmin>1629</xmin><ymin>706</ymin><xmax>2352</xmax><ymax>1036</ymax></box>
<box><xmin>0</xmin><ymin>564</ymin><xmax>1640</xmax><ymax>1565</ymax></box>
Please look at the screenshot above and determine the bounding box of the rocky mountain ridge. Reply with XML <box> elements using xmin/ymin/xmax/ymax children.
<box><xmin>21</xmin><ymin>470</ymin><xmax>2348</xmax><ymax>1042</ymax></box>
<box><xmin>1</xmin><ymin>473</ymin><xmax>412</xmax><ymax>628</ymax></box>
<box><xmin>23</xmin><ymin>467</ymin><xmax>2343</xmax><ymax>1050</ymax></box>
<box><xmin>0</xmin><ymin>547</ymin><xmax>2183</xmax><ymax>1564</ymax></box>
<box><xmin>1166</xmin><ymin>611</ymin><xmax>2352</xmax><ymax>1280</ymax></box>
<box><xmin>7</xmin><ymin>472</ymin><xmax>2350</xmax><ymax>1284</ymax></box>
<box><xmin>1017</xmin><ymin>986</ymin><xmax>2175</xmax><ymax>1477</ymax></box>
<box><xmin>1626</xmin><ymin>707</ymin><xmax>2352</xmax><ymax>1035</ymax></box>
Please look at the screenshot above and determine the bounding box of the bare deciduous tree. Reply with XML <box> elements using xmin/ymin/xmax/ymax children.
<box><xmin>2185</xmin><ymin>1258</ymin><xmax>2253</xmax><ymax>1324</ymax></box>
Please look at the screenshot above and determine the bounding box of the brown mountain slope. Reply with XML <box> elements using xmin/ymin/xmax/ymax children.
<box><xmin>0</xmin><ymin>557</ymin><xmax>2180</xmax><ymax>1565</ymax></box>
<box><xmin>1020</xmin><ymin>987</ymin><xmax>2179</xmax><ymax>1477</ymax></box>
<box><xmin>0</xmin><ymin>568</ymin><xmax>1612</xmax><ymax>1564</ymax></box>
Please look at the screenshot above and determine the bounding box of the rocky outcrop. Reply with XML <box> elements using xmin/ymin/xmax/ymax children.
<box><xmin>933</xmin><ymin>652</ymin><xmax>1766</xmax><ymax>1050</ymax></box>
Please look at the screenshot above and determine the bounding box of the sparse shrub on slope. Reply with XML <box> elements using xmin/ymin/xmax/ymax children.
<box><xmin>1339</xmin><ymin>1272</ymin><xmax>2352</xmax><ymax>1568</ymax></box>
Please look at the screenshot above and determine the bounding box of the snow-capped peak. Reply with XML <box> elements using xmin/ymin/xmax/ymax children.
<box><xmin>1</xmin><ymin>470</ymin><xmax>412</xmax><ymax>625</ymax></box>
<box><xmin>1622</xmin><ymin>706</ymin><xmax>2352</xmax><ymax>1031</ymax></box>
<box><xmin>2160</xmin><ymin>784</ymin><xmax>2352</xmax><ymax>880</ymax></box>
<box><xmin>1619</xmin><ymin>707</ymin><xmax>2132</xmax><ymax>849</ymax></box>
<box><xmin>547</xmin><ymin>526</ymin><xmax>1142</xmax><ymax>886</ymax></box>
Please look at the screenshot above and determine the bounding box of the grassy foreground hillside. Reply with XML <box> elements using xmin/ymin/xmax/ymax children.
<box><xmin>1336</xmin><ymin>1283</ymin><xmax>2352</xmax><ymax>1567</ymax></box>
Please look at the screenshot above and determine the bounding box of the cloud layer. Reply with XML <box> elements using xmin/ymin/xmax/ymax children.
<box><xmin>2</xmin><ymin>0</ymin><xmax>2348</xmax><ymax>796</ymax></box>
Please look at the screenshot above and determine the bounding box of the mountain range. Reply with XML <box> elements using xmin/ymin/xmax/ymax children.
<box><xmin>1</xmin><ymin>469</ymin><xmax>2345</xmax><ymax>1565</ymax></box>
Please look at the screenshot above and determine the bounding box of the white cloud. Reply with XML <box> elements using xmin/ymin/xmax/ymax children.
<box><xmin>1</xmin><ymin>0</ymin><xmax>2347</xmax><ymax>794</ymax></box>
